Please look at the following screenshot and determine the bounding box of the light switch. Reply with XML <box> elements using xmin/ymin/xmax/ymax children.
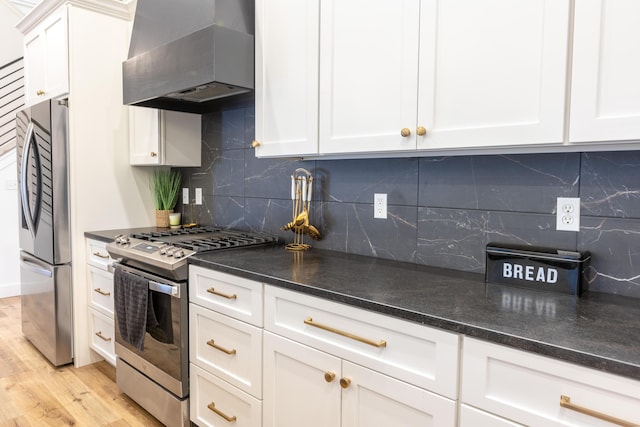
<box><xmin>195</xmin><ymin>188</ymin><xmax>202</xmax><ymax>205</ymax></box>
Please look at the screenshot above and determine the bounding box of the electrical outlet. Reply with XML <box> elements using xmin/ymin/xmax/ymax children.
<box><xmin>182</xmin><ymin>188</ymin><xmax>189</xmax><ymax>204</ymax></box>
<box><xmin>556</xmin><ymin>197</ymin><xmax>580</xmax><ymax>231</ymax></box>
<box><xmin>374</xmin><ymin>193</ymin><xmax>387</xmax><ymax>219</ymax></box>
<box><xmin>195</xmin><ymin>188</ymin><xmax>203</xmax><ymax>205</ymax></box>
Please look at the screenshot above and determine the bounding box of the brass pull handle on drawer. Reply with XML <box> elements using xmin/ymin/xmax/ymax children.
<box><xmin>93</xmin><ymin>251</ymin><xmax>109</xmax><ymax>259</ymax></box>
<box><xmin>206</xmin><ymin>339</ymin><xmax>237</xmax><ymax>355</ymax></box>
<box><xmin>560</xmin><ymin>395</ymin><xmax>636</xmax><ymax>427</ymax></box>
<box><xmin>304</xmin><ymin>317</ymin><xmax>387</xmax><ymax>348</ymax></box>
<box><xmin>207</xmin><ymin>402</ymin><xmax>237</xmax><ymax>422</ymax></box>
<box><xmin>206</xmin><ymin>287</ymin><xmax>237</xmax><ymax>300</ymax></box>
<box><xmin>95</xmin><ymin>331</ymin><xmax>112</xmax><ymax>342</ymax></box>
<box><xmin>93</xmin><ymin>288</ymin><xmax>111</xmax><ymax>296</ymax></box>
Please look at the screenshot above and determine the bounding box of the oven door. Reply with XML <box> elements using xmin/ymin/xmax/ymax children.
<box><xmin>112</xmin><ymin>263</ymin><xmax>189</xmax><ymax>398</ymax></box>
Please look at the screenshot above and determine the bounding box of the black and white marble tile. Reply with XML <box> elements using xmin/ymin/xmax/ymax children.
<box><xmin>579</xmin><ymin>216</ymin><xmax>640</xmax><ymax>298</ymax></box>
<box><xmin>580</xmin><ymin>151</ymin><xmax>640</xmax><ymax>219</ymax></box>
<box><xmin>419</xmin><ymin>153</ymin><xmax>580</xmax><ymax>213</ymax></box>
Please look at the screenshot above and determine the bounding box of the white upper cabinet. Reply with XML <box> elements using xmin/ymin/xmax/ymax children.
<box><xmin>23</xmin><ymin>5</ymin><xmax>69</xmax><ymax>106</ymax></box>
<box><xmin>129</xmin><ymin>107</ymin><xmax>201</xmax><ymax>167</ymax></box>
<box><xmin>569</xmin><ymin>0</ymin><xmax>640</xmax><ymax>143</ymax></box>
<box><xmin>417</xmin><ymin>0</ymin><xmax>570</xmax><ymax>150</ymax></box>
<box><xmin>318</xmin><ymin>0</ymin><xmax>421</xmax><ymax>154</ymax></box>
<box><xmin>255</xmin><ymin>0</ymin><xmax>571</xmax><ymax>158</ymax></box>
<box><xmin>254</xmin><ymin>0</ymin><xmax>319</xmax><ymax>157</ymax></box>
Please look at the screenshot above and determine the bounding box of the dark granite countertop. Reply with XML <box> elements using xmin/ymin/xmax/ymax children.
<box><xmin>86</xmin><ymin>228</ymin><xmax>640</xmax><ymax>381</ymax></box>
<box><xmin>190</xmin><ymin>245</ymin><xmax>640</xmax><ymax>382</ymax></box>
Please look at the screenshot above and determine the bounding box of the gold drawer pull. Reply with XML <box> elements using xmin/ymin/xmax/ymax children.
<box><xmin>93</xmin><ymin>288</ymin><xmax>111</xmax><ymax>296</ymax></box>
<box><xmin>206</xmin><ymin>339</ymin><xmax>237</xmax><ymax>355</ymax></box>
<box><xmin>93</xmin><ymin>251</ymin><xmax>109</xmax><ymax>259</ymax></box>
<box><xmin>304</xmin><ymin>317</ymin><xmax>387</xmax><ymax>348</ymax></box>
<box><xmin>560</xmin><ymin>395</ymin><xmax>636</xmax><ymax>427</ymax></box>
<box><xmin>206</xmin><ymin>287</ymin><xmax>237</xmax><ymax>300</ymax></box>
<box><xmin>207</xmin><ymin>402</ymin><xmax>236</xmax><ymax>423</ymax></box>
<box><xmin>95</xmin><ymin>331</ymin><xmax>111</xmax><ymax>342</ymax></box>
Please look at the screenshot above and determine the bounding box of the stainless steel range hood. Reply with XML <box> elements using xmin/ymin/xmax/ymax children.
<box><xmin>123</xmin><ymin>0</ymin><xmax>254</xmax><ymax>114</ymax></box>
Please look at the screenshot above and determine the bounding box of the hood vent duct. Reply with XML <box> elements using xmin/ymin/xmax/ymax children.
<box><xmin>123</xmin><ymin>0</ymin><xmax>254</xmax><ymax>114</ymax></box>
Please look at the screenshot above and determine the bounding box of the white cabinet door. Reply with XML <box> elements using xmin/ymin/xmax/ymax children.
<box><xmin>254</xmin><ymin>0</ymin><xmax>319</xmax><ymax>157</ymax></box>
<box><xmin>417</xmin><ymin>0</ymin><xmax>569</xmax><ymax>150</ymax></box>
<box><xmin>263</xmin><ymin>331</ymin><xmax>341</xmax><ymax>427</ymax></box>
<box><xmin>341</xmin><ymin>361</ymin><xmax>456</xmax><ymax>427</ymax></box>
<box><xmin>318</xmin><ymin>0</ymin><xmax>420</xmax><ymax>154</ymax></box>
<box><xmin>129</xmin><ymin>107</ymin><xmax>201</xmax><ymax>166</ymax></box>
<box><xmin>569</xmin><ymin>0</ymin><xmax>640</xmax><ymax>143</ymax></box>
<box><xmin>23</xmin><ymin>6</ymin><xmax>69</xmax><ymax>106</ymax></box>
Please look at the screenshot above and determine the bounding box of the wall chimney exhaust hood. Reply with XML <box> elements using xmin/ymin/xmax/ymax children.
<box><xmin>123</xmin><ymin>0</ymin><xmax>254</xmax><ymax>114</ymax></box>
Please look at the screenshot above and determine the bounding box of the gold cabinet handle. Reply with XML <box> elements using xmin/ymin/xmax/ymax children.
<box><xmin>206</xmin><ymin>287</ymin><xmax>237</xmax><ymax>300</ymax></box>
<box><xmin>36</xmin><ymin>89</ymin><xmax>45</xmax><ymax>96</ymax></box>
<box><xmin>340</xmin><ymin>377</ymin><xmax>351</xmax><ymax>389</ymax></box>
<box><xmin>93</xmin><ymin>288</ymin><xmax>111</xmax><ymax>296</ymax></box>
<box><xmin>304</xmin><ymin>317</ymin><xmax>387</xmax><ymax>348</ymax></box>
<box><xmin>324</xmin><ymin>371</ymin><xmax>336</xmax><ymax>383</ymax></box>
<box><xmin>93</xmin><ymin>251</ymin><xmax>109</xmax><ymax>259</ymax></box>
<box><xmin>416</xmin><ymin>126</ymin><xmax>427</xmax><ymax>136</ymax></box>
<box><xmin>560</xmin><ymin>395</ymin><xmax>636</xmax><ymax>427</ymax></box>
<box><xmin>95</xmin><ymin>331</ymin><xmax>112</xmax><ymax>342</ymax></box>
<box><xmin>150</xmin><ymin>151</ymin><xmax>157</xmax><ymax>157</ymax></box>
<box><xmin>206</xmin><ymin>339</ymin><xmax>237</xmax><ymax>355</ymax></box>
<box><xmin>400</xmin><ymin>128</ymin><xmax>411</xmax><ymax>137</ymax></box>
<box><xmin>207</xmin><ymin>402</ymin><xmax>236</xmax><ymax>423</ymax></box>
<box><xmin>251</xmin><ymin>140</ymin><xmax>261</xmax><ymax>148</ymax></box>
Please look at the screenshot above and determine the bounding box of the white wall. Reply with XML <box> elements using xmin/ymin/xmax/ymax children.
<box><xmin>0</xmin><ymin>151</ymin><xmax>20</xmax><ymax>298</ymax></box>
<box><xmin>0</xmin><ymin>0</ymin><xmax>25</xmax><ymax>66</ymax></box>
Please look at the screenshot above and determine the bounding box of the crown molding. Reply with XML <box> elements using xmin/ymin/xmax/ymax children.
<box><xmin>16</xmin><ymin>0</ymin><xmax>135</xmax><ymax>33</ymax></box>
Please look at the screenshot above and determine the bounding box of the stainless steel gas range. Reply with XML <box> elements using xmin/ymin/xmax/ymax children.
<box><xmin>106</xmin><ymin>227</ymin><xmax>278</xmax><ymax>427</ymax></box>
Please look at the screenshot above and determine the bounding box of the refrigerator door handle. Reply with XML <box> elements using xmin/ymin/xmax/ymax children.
<box><xmin>20</xmin><ymin>258</ymin><xmax>53</xmax><ymax>278</ymax></box>
<box><xmin>20</xmin><ymin>122</ymin><xmax>40</xmax><ymax>239</ymax></box>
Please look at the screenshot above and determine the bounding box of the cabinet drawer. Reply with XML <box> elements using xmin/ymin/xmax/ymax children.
<box><xmin>190</xmin><ymin>363</ymin><xmax>262</xmax><ymax>427</ymax></box>
<box><xmin>189</xmin><ymin>303</ymin><xmax>262</xmax><ymax>398</ymax></box>
<box><xmin>462</xmin><ymin>337</ymin><xmax>640</xmax><ymax>426</ymax></box>
<box><xmin>86</xmin><ymin>238</ymin><xmax>114</xmax><ymax>270</ymax></box>
<box><xmin>189</xmin><ymin>266</ymin><xmax>263</xmax><ymax>326</ymax></box>
<box><xmin>87</xmin><ymin>266</ymin><xmax>114</xmax><ymax>315</ymax></box>
<box><xmin>264</xmin><ymin>286</ymin><xmax>459</xmax><ymax>398</ymax></box>
<box><xmin>89</xmin><ymin>308</ymin><xmax>115</xmax><ymax>366</ymax></box>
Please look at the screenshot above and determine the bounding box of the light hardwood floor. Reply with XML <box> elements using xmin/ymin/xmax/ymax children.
<box><xmin>0</xmin><ymin>296</ymin><xmax>164</xmax><ymax>426</ymax></box>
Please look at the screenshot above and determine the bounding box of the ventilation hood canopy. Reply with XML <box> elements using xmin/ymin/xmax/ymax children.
<box><xmin>123</xmin><ymin>0</ymin><xmax>254</xmax><ymax>114</ymax></box>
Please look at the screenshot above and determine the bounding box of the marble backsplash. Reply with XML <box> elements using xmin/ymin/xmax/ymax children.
<box><xmin>177</xmin><ymin>104</ymin><xmax>640</xmax><ymax>299</ymax></box>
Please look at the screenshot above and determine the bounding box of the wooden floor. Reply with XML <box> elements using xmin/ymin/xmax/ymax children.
<box><xmin>0</xmin><ymin>297</ymin><xmax>164</xmax><ymax>427</ymax></box>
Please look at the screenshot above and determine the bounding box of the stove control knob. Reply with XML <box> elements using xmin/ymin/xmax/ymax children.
<box><xmin>174</xmin><ymin>250</ymin><xmax>184</xmax><ymax>259</ymax></box>
<box><xmin>122</xmin><ymin>237</ymin><xmax>130</xmax><ymax>244</ymax></box>
<box><xmin>166</xmin><ymin>247</ymin><xmax>176</xmax><ymax>257</ymax></box>
<box><xmin>159</xmin><ymin>246</ymin><xmax>168</xmax><ymax>255</ymax></box>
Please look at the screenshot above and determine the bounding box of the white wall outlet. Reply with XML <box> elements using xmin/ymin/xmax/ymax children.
<box><xmin>182</xmin><ymin>188</ymin><xmax>189</xmax><ymax>204</ymax></box>
<box><xmin>556</xmin><ymin>197</ymin><xmax>580</xmax><ymax>232</ymax></box>
<box><xmin>195</xmin><ymin>188</ymin><xmax>203</xmax><ymax>205</ymax></box>
<box><xmin>374</xmin><ymin>193</ymin><xmax>387</xmax><ymax>219</ymax></box>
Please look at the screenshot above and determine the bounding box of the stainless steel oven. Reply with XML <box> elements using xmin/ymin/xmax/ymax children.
<box><xmin>112</xmin><ymin>263</ymin><xmax>189</xmax><ymax>427</ymax></box>
<box><xmin>107</xmin><ymin>227</ymin><xmax>278</xmax><ymax>426</ymax></box>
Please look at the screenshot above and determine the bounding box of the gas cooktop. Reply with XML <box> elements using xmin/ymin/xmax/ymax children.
<box><xmin>106</xmin><ymin>227</ymin><xmax>279</xmax><ymax>280</ymax></box>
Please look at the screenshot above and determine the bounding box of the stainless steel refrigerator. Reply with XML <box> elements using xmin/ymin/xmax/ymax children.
<box><xmin>16</xmin><ymin>99</ymin><xmax>72</xmax><ymax>366</ymax></box>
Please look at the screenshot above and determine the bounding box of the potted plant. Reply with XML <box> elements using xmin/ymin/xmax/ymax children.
<box><xmin>152</xmin><ymin>169</ymin><xmax>181</xmax><ymax>228</ymax></box>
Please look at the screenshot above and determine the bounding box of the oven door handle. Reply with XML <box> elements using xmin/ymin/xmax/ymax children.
<box><xmin>149</xmin><ymin>280</ymin><xmax>180</xmax><ymax>297</ymax></box>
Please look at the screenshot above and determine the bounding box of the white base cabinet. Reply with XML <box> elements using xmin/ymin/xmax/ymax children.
<box><xmin>461</xmin><ymin>337</ymin><xmax>640</xmax><ymax>427</ymax></box>
<box><xmin>263</xmin><ymin>332</ymin><xmax>456</xmax><ymax>427</ymax></box>
<box><xmin>85</xmin><ymin>238</ymin><xmax>116</xmax><ymax>366</ymax></box>
<box><xmin>263</xmin><ymin>285</ymin><xmax>459</xmax><ymax>427</ymax></box>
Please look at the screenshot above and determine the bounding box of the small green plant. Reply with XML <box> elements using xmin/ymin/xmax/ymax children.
<box><xmin>152</xmin><ymin>169</ymin><xmax>182</xmax><ymax>210</ymax></box>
